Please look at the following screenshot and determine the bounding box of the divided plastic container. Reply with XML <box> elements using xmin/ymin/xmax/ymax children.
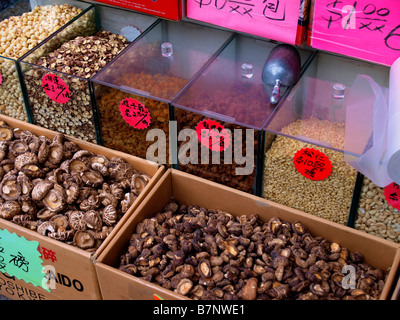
<box><xmin>171</xmin><ymin>35</ymin><xmax>314</xmax><ymax>194</ymax></box>
<box><xmin>91</xmin><ymin>20</ymin><xmax>233</xmax><ymax>163</ymax></box>
<box><xmin>19</xmin><ymin>3</ymin><xmax>158</xmax><ymax>143</ymax></box>
<box><xmin>260</xmin><ymin>52</ymin><xmax>391</xmax><ymax>225</ymax></box>
<box><xmin>0</xmin><ymin>0</ymin><xmax>92</xmax><ymax>122</ymax></box>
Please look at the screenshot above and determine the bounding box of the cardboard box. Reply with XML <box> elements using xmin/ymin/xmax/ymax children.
<box><xmin>92</xmin><ymin>0</ymin><xmax>183</xmax><ymax>21</ymax></box>
<box><xmin>186</xmin><ymin>0</ymin><xmax>311</xmax><ymax>46</ymax></box>
<box><xmin>0</xmin><ymin>114</ymin><xmax>165</xmax><ymax>300</ymax></box>
<box><xmin>95</xmin><ymin>169</ymin><xmax>400</xmax><ymax>300</ymax></box>
<box><xmin>307</xmin><ymin>0</ymin><xmax>400</xmax><ymax>66</ymax></box>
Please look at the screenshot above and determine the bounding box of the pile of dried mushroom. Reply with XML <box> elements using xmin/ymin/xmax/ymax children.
<box><xmin>119</xmin><ymin>200</ymin><xmax>386</xmax><ymax>300</ymax></box>
<box><xmin>0</xmin><ymin>120</ymin><xmax>151</xmax><ymax>251</ymax></box>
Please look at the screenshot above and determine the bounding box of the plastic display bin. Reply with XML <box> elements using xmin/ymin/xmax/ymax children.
<box><xmin>260</xmin><ymin>52</ymin><xmax>390</xmax><ymax>225</ymax></box>
<box><xmin>0</xmin><ymin>0</ymin><xmax>92</xmax><ymax>122</ymax></box>
<box><xmin>91</xmin><ymin>20</ymin><xmax>233</xmax><ymax>163</ymax></box>
<box><xmin>172</xmin><ymin>34</ymin><xmax>314</xmax><ymax>194</ymax></box>
<box><xmin>19</xmin><ymin>3</ymin><xmax>158</xmax><ymax>144</ymax></box>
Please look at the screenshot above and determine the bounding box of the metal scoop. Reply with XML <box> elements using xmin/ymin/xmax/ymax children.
<box><xmin>262</xmin><ymin>44</ymin><xmax>301</xmax><ymax>104</ymax></box>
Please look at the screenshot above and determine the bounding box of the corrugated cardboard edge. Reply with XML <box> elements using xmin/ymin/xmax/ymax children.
<box><xmin>0</xmin><ymin>114</ymin><xmax>165</xmax><ymax>299</ymax></box>
<box><xmin>96</xmin><ymin>168</ymin><xmax>400</xmax><ymax>300</ymax></box>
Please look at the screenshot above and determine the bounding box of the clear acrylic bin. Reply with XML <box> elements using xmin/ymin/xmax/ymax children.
<box><xmin>172</xmin><ymin>35</ymin><xmax>314</xmax><ymax>194</ymax></box>
<box><xmin>92</xmin><ymin>20</ymin><xmax>233</xmax><ymax>162</ymax></box>
<box><xmin>20</xmin><ymin>3</ymin><xmax>157</xmax><ymax>143</ymax></box>
<box><xmin>0</xmin><ymin>0</ymin><xmax>91</xmax><ymax>122</ymax></box>
<box><xmin>260</xmin><ymin>52</ymin><xmax>390</xmax><ymax>224</ymax></box>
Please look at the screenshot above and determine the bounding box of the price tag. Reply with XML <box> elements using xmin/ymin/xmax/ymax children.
<box><xmin>0</xmin><ymin>73</ymin><xmax>2</xmax><ymax>85</ymax></box>
<box><xmin>195</xmin><ymin>119</ymin><xmax>231</xmax><ymax>152</ymax></box>
<box><xmin>309</xmin><ymin>0</ymin><xmax>400</xmax><ymax>66</ymax></box>
<box><xmin>0</xmin><ymin>229</ymin><xmax>49</xmax><ymax>291</ymax></box>
<box><xmin>42</xmin><ymin>74</ymin><xmax>71</xmax><ymax>104</ymax></box>
<box><xmin>187</xmin><ymin>0</ymin><xmax>301</xmax><ymax>45</ymax></box>
<box><xmin>120</xmin><ymin>98</ymin><xmax>151</xmax><ymax>129</ymax></box>
<box><xmin>384</xmin><ymin>182</ymin><xmax>400</xmax><ymax>210</ymax></box>
<box><xmin>293</xmin><ymin>148</ymin><xmax>332</xmax><ymax>181</ymax></box>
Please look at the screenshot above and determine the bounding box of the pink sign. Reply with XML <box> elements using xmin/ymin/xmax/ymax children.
<box><xmin>0</xmin><ymin>73</ymin><xmax>2</xmax><ymax>85</ymax></box>
<box><xmin>120</xmin><ymin>98</ymin><xmax>151</xmax><ymax>130</ymax></box>
<box><xmin>42</xmin><ymin>74</ymin><xmax>71</xmax><ymax>104</ymax></box>
<box><xmin>309</xmin><ymin>0</ymin><xmax>400</xmax><ymax>66</ymax></box>
<box><xmin>187</xmin><ymin>0</ymin><xmax>304</xmax><ymax>45</ymax></box>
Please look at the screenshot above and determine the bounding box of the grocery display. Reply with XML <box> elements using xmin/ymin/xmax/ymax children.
<box><xmin>1</xmin><ymin>0</ymin><xmax>400</xmax><ymax>302</ymax></box>
<box><xmin>0</xmin><ymin>0</ymin><xmax>90</xmax><ymax>122</ymax></box>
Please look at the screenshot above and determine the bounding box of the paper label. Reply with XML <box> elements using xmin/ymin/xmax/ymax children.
<box><xmin>293</xmin><ymin>148</ymin><xmax>332</xmax><ymax>180</ymax></box>
<box><xmin>384</xmin><ymin>182</ymin><xmax>400</xmax><ymax>210</ymax></box>
<box><xmin>310</xmin><ymin>0</ymin><xmax>400</xmax><ymax>66</ymax></box>
<box><xmin>120</xmin><ymin>98</ymin><xmax>151</xmax><ymax>130</ymax></box>
<box><xmin>42</xmin><ymin>74</ymin><xmax>71</xmax><ymax>104</ymax></box>
<box><xmin>187</xmin><ymin>0</ymin><xmax>301</xmax><ymax>45</ymax></box>
<box><xmin>0</xmin><ymin>229</ymin><xmax>48</xmax><ymax>291</ymax></box>
<box><xmin>196</xmin><ymin>119</ymin><xmax>231</xmax><ymax>152</ymax></box>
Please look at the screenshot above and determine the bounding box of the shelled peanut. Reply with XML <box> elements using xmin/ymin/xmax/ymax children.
<box><xmin>24</xmin><ymin>31</ymin><xmax>129</xmax><ymax>143</ymax></box>
<box><xmin>0</xmin><ymin>4</ymin><xmax>83</xmax><ymax>121</ymax></box>
<box><xmin>355</xmin><ymin>177</ymin><xmax>400</xmax><ymax>243</ymax></box>
<box><xmin>263</xmin><ymin>117</ymin><xmax>357</xmax><ymax>225</ymax></box>
<box><xmin>119</xmin><ymin>199</ymin><xmax>385</xmax><ymax>300</ymax></box>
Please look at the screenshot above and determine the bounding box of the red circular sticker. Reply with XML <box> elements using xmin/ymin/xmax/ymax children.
<box><xmin>384</xmin><ymin>182</ymin><xmax>400</xmax><ymax>210</ymax></box>
<box><xmin>42</xmin><ymin>74</ymin><xmax>71</xmax><ymax>104</ymax></box>
<box><xmin>195</xmin><ymin>119</ymin><xmax>231</xmax><ymax>152</ymax></box>
<box><xmin>120</xmin><ymin>98</ymin><xmax>151</xmax><ymax>129</ymax></box>
<box><xmin>293</xmin><ymin>148</ymin><xmax>332</xmax><ymax>181</ymax></box>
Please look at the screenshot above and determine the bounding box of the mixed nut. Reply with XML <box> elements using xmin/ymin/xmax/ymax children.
<box><xmin>119</xmin><ymin>199</ymin><xmax>385</xmax><ymax>300</ymax></box>
<box><xmin>0</xmin><ymin>119</ymin><xmax>151</xmax><ymax>251</ymax></box>
<box><xmin>24</xmin><ymin>30</ymin><xmax>129</xmax><ymax>143</ymax></box>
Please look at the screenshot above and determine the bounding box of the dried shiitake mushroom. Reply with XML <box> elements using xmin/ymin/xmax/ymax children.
<box><xmin>118</xmin><ymin>201</ymin><xmax>387</xmax><ymax>301</ymax></box>
<box><xmin>0</xmin><ymin>121</ymin><xmax>151</xmax><ymax>252</ymax></box>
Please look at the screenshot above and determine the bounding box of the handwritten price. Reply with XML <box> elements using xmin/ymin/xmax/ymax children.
<box><xmin>323</xmin><ymin>0</ymin><xmax>400</xmax><ymax>51</ymax></box>
<box><xmin>193</xmin><ymin>0</ymin><xmax>285</xmax><ymax>20</ymax></box>
<box><xmin>119</xmin><ymin>98</ymin><xmax>151</xmax><ymax>130</ymax></box>
<box><xmin>293</xmin><ymin>148</ymin><xmax>332</xmax><ymax>181</ymax></box>
<box><xmin>42</xmin><ymin>74</ymin><xmax>71</xmax><ymax>104</ymax></box>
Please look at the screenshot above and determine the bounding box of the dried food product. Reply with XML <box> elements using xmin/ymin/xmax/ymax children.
<box><xmin>263</xmin><ymin>117</ymin><xmax>357</xmax><ymax>225</ymax></box>
<box><xmin>0</xmin><ymin>4</ymin><xmax>84</xmax><ymax>121</ymax></box>
<box><xmin>176</xmin><ymin>109</ymin><xmax>257</xmax><ymax>194</ymax></box>
<box><xmin>96</xmin><ymin>70</ymin><xmax>187</xmax><ymax>162</ymax></box>
<box><xmin>355</xmin><ymin>177</ymin><xmax>400</xmax><ymax>243</ymax></box>
<box><xmin>0</xmin><ymin>120</ymin><xmax>151</xmax><ymax>251</ymax></box>
<box><xmin>119</xmin><ymin>200</ymin><xmax>386</xmax><ymax>300</ymax></box>
<box><xmin>24</xmin><ymin>30</ymin><xmax>129</xmax><ymax>143</ymax></box>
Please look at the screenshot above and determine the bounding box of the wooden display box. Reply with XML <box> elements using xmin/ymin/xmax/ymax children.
<box><xmin>0</xmin><ymin>115</ymin><xmax>165</xmax><ymax>300</ymax></box>
<box><xmin>95</xmin><ymin>169</ymin><xmax>400</xmax><ymax>300</ymax></box>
